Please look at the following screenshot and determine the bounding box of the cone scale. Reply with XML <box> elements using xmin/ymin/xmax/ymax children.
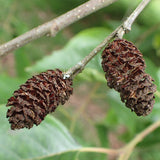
<box><xmin>6</xmin><ymin>69</ymin><xmax>73</xmax><ymax>130</ymax></box>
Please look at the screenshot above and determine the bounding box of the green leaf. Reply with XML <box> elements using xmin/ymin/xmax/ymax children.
<box><xmin>105</xmin><ymin>90</ymin><xmax>137</xmax><ymax>136</ymax></box>
<box><xmin>41</xmin><ymin>151</ymin><xmax>79</xmax><ymax>160</ymax></box>
<box><xmin>0</xmin><ymin>74</ymin><xmax>25</xmax><ymax>104</ymax></box>
<box><xmin>95</xmin><ymin>124</ymin><xmax>109</xmax><ymax>147</ymax></box>
<box><xmin>76</xmin><ymin>68</ymin><xmax>106</xmax><ymax>83</ymax></box>
<box><xmin>144</xmin><ymin>57</ymin><xmax>160</xmax><ymax>87</ymax></box>
<box><xmin>153</xmin><ymin>34</ymin><xmax>160</xmax><ymax>57</ymax></box>
<box><xmin>14</xmin><ymin>48</ymin><xmax>31</xmax><ymax>77</ymax></box>
<box><xmin>0</xmin><ymin>105</ymin><xmax>81</xmax><ymax>160</ymax></box>
<box><xmin>144</xmin><ymin>57</ymin><xmax>160</xmax><ymax>104</ymax></box>
<box><xmin>153</xmin><ymin>34</ymin><xmax>160</xmax><ymax>50</ymax></box>
<box><xmin>26</xmin><ymin>27</ymin><xmax>111</xmax><ymax>74</ymax></box>
<box><xmin>138</xmin><ymin>0</ymin><xmax>160</xmax><ymax>26</ymax></box>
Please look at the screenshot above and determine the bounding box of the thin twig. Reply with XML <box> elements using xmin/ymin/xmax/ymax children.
<box><xmin>29</xmin><ymin>120</ymin><xmax>160</xmax><ymax>160</ymax></box>
<box><xmin>118</xmin><ymin>120</ymin><xmax>160</xmax><ymax>160</ymax></box>
<box><xmin>65</xmin><ymin>0</ymin><xmax>151</xmax><ymax>78</ymax></box>
<box><xmin>64</xmin><ymin>26</ymin><xmax>121</xmax><ymax>78</ymax></box>
<box><xmin>0</xmin><ymin>0</ymin><xmax>118</xmax><ymax>57</ymax></box>
<box><xmin>74</xmin><ymin>120</ymin><xmax>160</xmax><ymax>160</ymax></box>
<box><xmin>117</xmin><ymin>0</ymin><xmax>151</xmax><ymax>38</ymax></box>
<box><xmin>79</xmin><ymin>147</ymin><xmax>121</xmax><ymax>155</ymax></box>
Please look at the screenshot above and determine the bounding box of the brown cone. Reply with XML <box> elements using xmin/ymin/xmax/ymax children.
<box><xmin>101</xmin><ymin>39</ymin><xmax>156</xmax><ymax>116</ymax></box>
<box><xmin>6</xmin><ymin>69</ymin><xmax>73</xmax><ymax>130</ymax></box>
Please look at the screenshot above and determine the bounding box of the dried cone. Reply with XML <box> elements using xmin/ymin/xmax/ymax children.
<box><xmin>101</xmin><ymin>39</ymin><xmax>156</xmax><ymax>116</ymax></box>
<box><xmin>6</xmin><ymin>69</ymin><xmax>73</xmax><ymax>130</ymax></box>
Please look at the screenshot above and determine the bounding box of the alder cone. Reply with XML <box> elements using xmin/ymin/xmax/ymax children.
<box><xmin>6</xmin><ymin>69</ymin><xmax>73</xmax><ymax>130</ymax></box>
<box><xmin>101</xmin><ymin>39</ymin><xmax>156</xmax><ymax>116</ymax></box>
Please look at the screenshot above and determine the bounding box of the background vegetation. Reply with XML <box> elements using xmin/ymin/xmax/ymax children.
<box><xmin>0</xmin><ymin>0</ymin><xmax>160</xmax><ymax>159</ymax></box>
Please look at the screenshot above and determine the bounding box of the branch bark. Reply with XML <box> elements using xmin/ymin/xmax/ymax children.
<box><xmin>65</xmin><ymin>0</ymin><xmax>151</xmax><ymax>78</ymax></box>
<box><xmin>0</xmin><ymin>0</ymin><xmax>118</xmax><ymax>57</ymax></box>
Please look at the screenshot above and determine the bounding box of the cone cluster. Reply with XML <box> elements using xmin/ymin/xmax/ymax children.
<box><xmin>101</xmin><ymin>39</ymin><xmax>156</xmax><ymax>116</ymax></box>
<box><xmin>6</xmin><ymin>69</ymin><xmax>73</xmax><ymax>130</ymax></box>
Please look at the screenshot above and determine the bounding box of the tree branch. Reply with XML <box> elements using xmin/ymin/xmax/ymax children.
<box><xmin>79</xmin><ymin>147</ymin><xmax>121</xmax><ymax>155</ymax></box>
<box><xmin>75</xmin><ymin>120</ymin><xmax>160</xmax><ymax>159</ymax></box>
<box><xmin>64</xmin><ymin>0</ymin><xmax>151</xmax><ymax>78</ymax></box>
<box><xmin>118</xmin><ymin>120</ymin><xmax>160</xmax><ymax>160</ymax></box>
<box><xmin>0</xmin><ymin>0</ymin><xmax>118</xmax><ymax>57</ymax></box>
<box><xmin>117</xmin><ymin>0</ymin><xmax>151</xmax><ymax>38</ymax></box>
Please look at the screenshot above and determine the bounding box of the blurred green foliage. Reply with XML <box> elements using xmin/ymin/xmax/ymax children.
<box><xmin>0</xmin><ymin>0</ymin><xmax>160</xmax><ymax>159</ymax></box>
<box><xmin>0</xmin><ymin>105</ymin><xmax>81</xmax><ymax>160</ymax></box>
